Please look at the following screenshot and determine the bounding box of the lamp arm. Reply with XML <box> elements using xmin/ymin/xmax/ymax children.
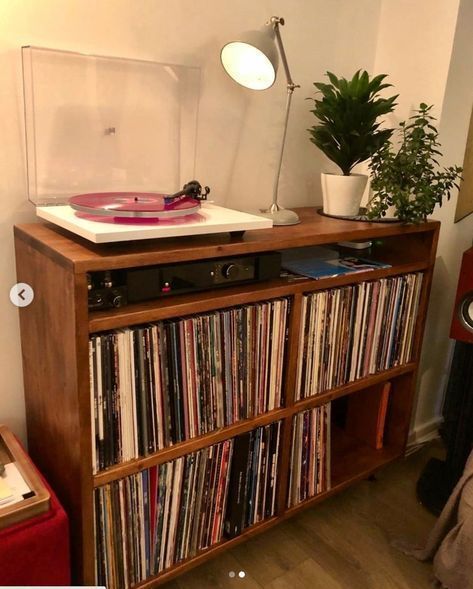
<box><xmin>270</xmin><ymin>17</ymin><xmax>299</xmax><ymax>91</ymax></box>
<box><xmin>271</xmin><ymin>89</ymin><xmax>294</xmax><ymax>211</ymax></box>
<box><xmin>269</xmin><ymin>17</ymin><xmax>300</xmax><ymax>211</ymax></box>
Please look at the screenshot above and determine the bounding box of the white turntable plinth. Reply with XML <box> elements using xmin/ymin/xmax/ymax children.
<box><xmin>36</xmin><ymin>203</ymin><xmax>273</xmax><ymax>244</ymax></box>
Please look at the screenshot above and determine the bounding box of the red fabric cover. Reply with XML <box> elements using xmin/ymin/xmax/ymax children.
<box><xmin>0</xmin><ymin>457</ymin><xmax>70</xmax><ymax>585</ymax></box>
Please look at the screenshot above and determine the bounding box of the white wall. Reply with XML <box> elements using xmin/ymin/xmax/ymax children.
<box><xmin>373</xmin><ymin>0</ymin><xmax>460</xmax><ymax>123</ymax></box>
<box><xmin>416</xmin><ymin>0</ymin><xmax>473</xmax><ymax>437</ymax></box>
<box><xmin>2</xmin><ymin>0</ymin><xmax>470</xmax><ymax>447</ymax></box>
<box><xmin>371</xmin><ymin>0</ymin><xmax>464</xmax><ymax>442</ymax></box>
<box><xmin>0</xmin><ymin>0</ymin><xmax>382</xmax><ymax>442</ymax></box>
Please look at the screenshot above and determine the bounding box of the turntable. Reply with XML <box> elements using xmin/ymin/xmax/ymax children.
<box><xmin>22</xmin><ymin>46</ymin><xmax>272</xmax><ymax>243</ymax></box>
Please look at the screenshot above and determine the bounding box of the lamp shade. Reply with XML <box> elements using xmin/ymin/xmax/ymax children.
<box><xmin>221</xmin><ymin>27</ymin><xmax>279</xmax><ymax>90</ymax></box>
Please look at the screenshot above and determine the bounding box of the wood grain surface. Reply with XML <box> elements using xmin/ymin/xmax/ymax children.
<box><xmin>14</xmin><ymin>213</ymin><xmax>439</xmax><ymax>586</ymax></box>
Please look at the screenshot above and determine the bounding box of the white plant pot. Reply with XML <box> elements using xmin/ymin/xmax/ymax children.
<box><xmin>321</xmin><ymin>173</ymin><xmax>368</xmax><ymax>217</ymax></box>
<box><xmin>384</xmin><ymin>204</ymin><xmax>398</xmax><ymax>219</ymax></box>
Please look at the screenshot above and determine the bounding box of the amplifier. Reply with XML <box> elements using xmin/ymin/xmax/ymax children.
<box><xmin>87</xmin><ymin>252</ymin><xmax>281</xmax><ymax>310</ymax></box>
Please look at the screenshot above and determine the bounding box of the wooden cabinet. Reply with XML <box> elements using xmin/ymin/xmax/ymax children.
<box><xmin>14</xmin><ymin>208</ymin><xmax>439</xmax><ymax>587</ymax></box>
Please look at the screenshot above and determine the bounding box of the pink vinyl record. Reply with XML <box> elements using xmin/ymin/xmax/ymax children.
<box><xmin>69</xmin><ymin>192</ymin><xmax>201</xmax><ymax>219</ymax></box>
<box><xmin>74</xmin><ymin>211</ymin><xmax>205</xmax><ymax>225</ymax></box>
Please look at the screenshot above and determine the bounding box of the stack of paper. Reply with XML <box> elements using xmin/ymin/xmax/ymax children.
<box><xmin>0</xmin><ymin>463</ymin><xmax>31</xmax><ymax>508</ymax></box>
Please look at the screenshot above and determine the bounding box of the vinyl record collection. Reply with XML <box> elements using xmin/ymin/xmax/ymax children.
<box><xmin>89</xmin><ymin>299</ymin><xmax>289</xmax><ymax>472</ymax></box>
<box><xmin>295</xmin><ymin>273</ymin><xmax>423</xmax><ymax>399</ymax></box>
<box><xmin>288</xmin><ymin>405</ymin><xmax>331</xmax><ymax>508</ymax></box>
<box><xmin>94</xmin><ymin>422</ymin><xmax>282</xmax><ymax>586</ymax></box>
<box><xmin>224</xmin><ymin>421</ymin><xmax>282</xmax><ymax>538</ymax></box>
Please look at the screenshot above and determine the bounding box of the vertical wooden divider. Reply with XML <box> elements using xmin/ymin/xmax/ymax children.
<box><xmin>394</xmin><ymin>225</ymin><xmax>439</xmax><ymax>450</ymax></box>
<box><xmin>75</xmin><ymin>271</ymin><xmax>97</xmax><ymax>585</ymax></box>
<box><xmin>276</xmin><ymin>292</ymin><xmax>303</xmax><ymax>514</ymax></box>
<box><xmin>411</xmin><ymin>228</ymin><xmax>439</xmax><ymax>364</ymax></box>
<box><xmin>14</xmin><ymin>239</ymin><xmax>86</xmax><ymax>581</ymax></box>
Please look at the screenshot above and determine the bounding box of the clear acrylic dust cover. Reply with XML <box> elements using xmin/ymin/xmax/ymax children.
<box><xmin>22</xmin><ymin>46</ymin><xmax>201</xmax><ymax>206</ymax></box>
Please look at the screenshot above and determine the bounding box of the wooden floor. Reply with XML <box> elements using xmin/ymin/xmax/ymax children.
<box><xmin>166</xmin><ymin>443</ymin><xmax>442</xmax><ymax>589</ymax></box>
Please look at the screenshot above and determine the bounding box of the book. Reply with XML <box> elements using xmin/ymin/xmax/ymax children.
<box><xmin>281</xmin><ymin>246</ymin><xmax>391</xmax><ymax>280</ymax></box>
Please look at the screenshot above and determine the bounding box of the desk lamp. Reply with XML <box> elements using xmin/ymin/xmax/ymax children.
<box><xmin>221</xmin><ymin>16</ymin><xmax>300</xmax><ymax>226</ymax></box>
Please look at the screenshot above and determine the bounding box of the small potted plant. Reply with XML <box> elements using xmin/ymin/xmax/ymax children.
<box><xmin>308</xmin><ymin>70</ymin><xmax>397</xmax><ymax>217</ymax></box>
<box><xmin>366</xmin><ymin>103</ymin><xmax>462</xmax><ymax>223</ymax></box>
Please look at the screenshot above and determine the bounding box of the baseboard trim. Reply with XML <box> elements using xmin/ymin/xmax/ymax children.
<box><xmin>408</xmin><ymin>416</ymin><xmax>443</xmax><ymax>447</ymax></box>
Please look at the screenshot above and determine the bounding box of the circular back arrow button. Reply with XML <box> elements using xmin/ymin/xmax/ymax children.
<box><xmin>10</xmin><ymin>283</ymin><xmax>34</xmax><ymax>308</ymax></box>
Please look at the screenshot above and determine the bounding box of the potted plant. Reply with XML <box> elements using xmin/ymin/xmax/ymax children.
<box><xmin>308</xmin><ymin>70</ymin><xmax>397</xmax><ymax>217</ymax></box>
<box><xmin>366</xmin><ymin>103</ymin><xmax>462</xmax><ymax>223</ymax></box>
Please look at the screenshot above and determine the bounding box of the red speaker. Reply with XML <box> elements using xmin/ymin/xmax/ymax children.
<box><xmin>450</xmin><ymin>246</ymin><xmax>473</xmax><ymax>342</ymax></box>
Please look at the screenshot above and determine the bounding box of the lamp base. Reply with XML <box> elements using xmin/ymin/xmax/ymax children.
<box><xmin>258</xmin><ymin>208</ymin><xmax>300</xmax><ymax>226</ymax></box>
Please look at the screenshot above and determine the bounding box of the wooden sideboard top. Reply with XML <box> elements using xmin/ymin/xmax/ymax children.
<box><xmin>14</xmin><ymin>207</ymin><xmax>440</xmax><ymax>273</ymax></box>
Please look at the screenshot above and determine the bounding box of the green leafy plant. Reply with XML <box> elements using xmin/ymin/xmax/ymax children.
<box><xmin>308</xmin><ymin>70</ymin><xmax>398</xmax><ymax>176</ymax></box>
<box><xmin>367</xmin><ymin>103</ymin><xmax>463</xmax><ymax>223</ymax></box>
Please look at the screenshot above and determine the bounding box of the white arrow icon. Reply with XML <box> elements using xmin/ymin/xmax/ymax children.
<box><xmin>10</xmin><ymin>283</ymin><xmax>34</xmax><ymax>308</ymax></box>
